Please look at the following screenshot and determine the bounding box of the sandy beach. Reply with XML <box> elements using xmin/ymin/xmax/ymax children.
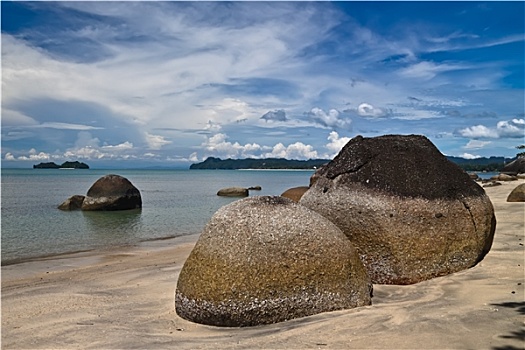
<box><xmin>2</xmin><ymin>180</ymin><xmax>524</xmax><ymax>350</ymax></box>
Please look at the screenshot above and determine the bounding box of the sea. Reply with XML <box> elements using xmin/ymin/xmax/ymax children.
<box><xmin>1</xmin><ymin>168</ymin><xmax>314</xmax><ymax>265</ymax></box>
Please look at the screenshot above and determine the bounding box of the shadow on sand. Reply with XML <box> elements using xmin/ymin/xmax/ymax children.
<box><xmin>491</xmin><ymin>301</ymin><xmax>525</xmax><ymax>350</ymax></box>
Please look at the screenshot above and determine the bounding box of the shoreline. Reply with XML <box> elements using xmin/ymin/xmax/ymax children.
<box><xmin>0</xmin><ymin>233</ymin><xmax>193</xmax><ymax>267</ymax></box>
<box><xmin>1</xmin><ymin>233</ymin><xmax>200</xmax><ymax>280</ymax></box>
<box><xmin>2</xmin><ymin>180</ymin><xmax>524</xmax><ymax>349</ymax></box>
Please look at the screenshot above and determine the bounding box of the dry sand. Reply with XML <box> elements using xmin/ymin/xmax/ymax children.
<box><xmin>2</xmin><ymin>180</ymin><xmax>524</xmax><ymax>349</ymax></box>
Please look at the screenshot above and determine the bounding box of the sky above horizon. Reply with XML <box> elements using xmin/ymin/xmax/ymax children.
<box><xmin>2</xmin><ymin>1</ymin><xmax>524</xmax><ymax>168</ymax></box>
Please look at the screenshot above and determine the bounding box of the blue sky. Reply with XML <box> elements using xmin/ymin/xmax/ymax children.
<box><xmin>2</xmin><ymin>1</ymin><xmax>524</xmax><ymax>168</ymax></box>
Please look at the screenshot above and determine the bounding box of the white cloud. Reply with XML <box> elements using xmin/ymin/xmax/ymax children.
<box><xmin>263</xmin><ymin>142</ymin><xmax>318</xmax><ymax>160</ymax></box>
<box><xmin>460</xmin><ymin>152</ymin><xmax>481</xmax><ymax>159</ymax></box>
<box><xmin>199</xmin><ymin>133</ymin><xmax>319</xmax><ymax>160</ymax></box>
<box><xmin>325</xmin><ymin>131</ymin><xmax>351</xmax><ymax>157</ymax></box>
<box><xmin>307</xmin><ymin>108</ymin><xmax>350</xmax><ymax>129</ymax></box>
<box><xmin>145</xmin><ymin>133</ymin><xmax>172</xmax><ymax>150</ymax></box>
<box><xmin>464</xmin><ymin>140</ymin><xmax>491</xmax><ymax>150</ymax></box>
<box><xmin>4</xmin><ymin>153</ymin><xmax>16</xmax><ymax>161</ymax></box>
<box><xmin>204</xmin><ymin>120</ymin><xmax>222</xmax><ymax>132</ymax></box>
<box><xmin>101</xmin><ymin>141</ymin><xmax>134</xmax><ymax>151</ymax></box>
<box><xmin>202</xmin><ymin>133</ymin><xmax>264</xmax><ymax>159</ymax></box>
<box><xmin>188</xmin><ymin>152</ymin><xmax>200</xmax><ymax>162</ymax></box>
<box><xmin>497</xmin><ymin>120</ymin><xmax>524</xmax><ymax>138</ymax></box>
<box><xmin>458</xmin><ymin>125</ymin><xmax>499</xmax><ymax>138</ymax></box>
<box><xmin>459</xmin><ymin>119</ymin><xmax>525</xmax><ymax>139</ymax></box>
<box><xmin>357</xmin><ymin>103</ymin><xmax>390</xmax><ymax>118</ymax></box>
<box><xmin>6</xmin><ymin>149</ymin><xmax>53</xmax><ymax>161</ymax></box>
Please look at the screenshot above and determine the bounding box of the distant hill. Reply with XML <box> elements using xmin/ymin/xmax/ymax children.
<box><xmin>33</xmin><ymin>161</ymin><xmax>90</xmax><ymax>169</ymax></box>
<box><xmin>190</xmin><ymin>156</ymin><xmax>515</xmax><ymax>171</ymax></box>
<box><xmin>446</xmin><ymin>156</ymin><xmax>513</xmax><ymax>172</ymax></box>
<box><xmin>190</xmin><ymin>157</ymin><xmax>330</xmax><ymax>170</ymax></box>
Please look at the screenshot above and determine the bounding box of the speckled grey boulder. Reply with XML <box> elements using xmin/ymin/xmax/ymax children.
<box><xmin>175</xmin><ymin>196</ymin><xmax>372</xmax><ymax>327</ymax></box>
<box><xmin>300</xmin><ymin>135</ymin><xmax>496</xmax><ymax>285</ymax></box>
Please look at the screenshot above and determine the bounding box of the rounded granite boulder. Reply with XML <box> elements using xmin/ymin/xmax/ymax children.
<box><xmin>81</xmin><ymin>174</ymin><xmax>142</xmax><ymax>211</ymax></box>
<box><xmin>300</xmin><ymin>134</ymin><xmax>496</xmax><ymax>285</ymax></box>
<box><xmin>280</xmin><ymin>186</ymin><xmax>309</xmax><ymax>202</ymax></box>
<box><xmin>507</xmin><ymin>183</ymin><xmax>525</xmax><ymax>202</ymax></box>
<box><xmin>175</xmin><ymin>196</ymin><xmax>372</xmax><ymax>327</ymax></box>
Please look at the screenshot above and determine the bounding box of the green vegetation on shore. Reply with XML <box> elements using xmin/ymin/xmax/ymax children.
<box><xmin>190</xmin><ymin>157</ymin><xmax>330</xmax><ymax>170</ymax></box>
<box><xmin>190</xmin><ymin>156</ymin><xmax>514</xmax><ymax>172</ymax></box>
<box><xmin>33</xmin><ymin>161</ymin><xmax>89</xmax><ymax>169</ymax></box>
<box><xmin>446</xmin><ymin>156</ymin><xmax>513</xmax><ymax>172</ymax></box>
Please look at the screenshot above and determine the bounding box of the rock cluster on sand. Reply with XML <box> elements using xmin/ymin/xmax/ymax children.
<box><xmin>300</xmin><ymin>134</ymin><xmax>496</xmax><ymax>285</ymax></box>
<box><xmin>58</xmin><ymin>174</ymin><xmax>141</xmax><ymax>211</ymax></box>
<box><xmin>490</xmin><ymin>173</ymin><xmax>518</xmax><ymax>181</ymax></box>
<box><xmin>175</xmin><ymin>196</ymin><xmax>372</xmax><ymax>327</ymax></box>
<box><xmin>507</xmin><ymin>183</ymin><xmax>525</xmax><ymax>202</ymax></box>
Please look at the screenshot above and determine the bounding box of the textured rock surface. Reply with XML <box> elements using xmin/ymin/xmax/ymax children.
<box><xmin>58</xmin><ymin>195</ymin><xmax>85</xmax><ymax>210</ymax></box>
<box><xmin>501</xmin><ymin>157</ymin><xmax>525</xmax><ymax>174</ymax></box>
<box><xmin>216</xmin><ymin>187</ymin><xmax>249</xmax><ymax>197</ymax></box>
<box><xmin>507</xmin><ymin>183</ymin><xmax>525</xmax><ymax>202</ymax></box>
<box><xmin>300</xmin><ymin>134</ymin><xmax>496</xmax><ymax>285</ymax></box>
<box><xmin>175</xmin><ymin>196</ymin><xmax>372</xmax><ymax>327</ymax></box>
<box><xmin>280</xmin><ymin>186</ymin><xmax>309</xmax><ymax>202</ymax></box>
<box><xmin>81</xmin><ymin>174</ymin><xmax>142</xmax><ymax>211</ymax></box>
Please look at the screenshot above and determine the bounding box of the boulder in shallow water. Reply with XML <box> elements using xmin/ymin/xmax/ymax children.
<box><xmin>300</xmin><ymin>134</ymin><xmax>496</xmax><ymax>285</ymax></box>
<box><xmin>175</xmin><ymin>196</ymin><xmax>372</xmax><ymax>327</ymax></box>
<box><xmin>81</xmin><ymin>174</ymin><xmax>142</xmax><ymax>211</ymax></box>
<box><xmin>58</xmin><ymin>195</ymin><xmax>85</xmax><ymax>210</ymax></box>
<box><xmin>216</xmin><ymin>187</ymin><xmax>249</xmax><ymax>197</ymax></box>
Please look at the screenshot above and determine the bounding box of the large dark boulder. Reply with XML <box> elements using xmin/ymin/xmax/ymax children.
<box><xmin>81</xmin><ymin>174</ymin><xmax>141</xmax><ymax>211</ymax></box>
<box><xmin>502</xmin><ymin>157</ymin><xmax>525</xmax><ymax>174</ymax></box>
<box><xmin>175</xmin><ymin>196</ymin><xmax>372</xmax><ymax>327</ymax></box>
<box><xmin>300</xmin><ymin>135</ymin><xmax>496</xmax><ymax>285</ymax></box>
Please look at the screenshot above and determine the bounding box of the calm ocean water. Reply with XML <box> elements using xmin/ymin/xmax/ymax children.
<box><xmin>1</xmin><ymin>168</ymin><xmax>313</xmax><ymax>264</ymax></box>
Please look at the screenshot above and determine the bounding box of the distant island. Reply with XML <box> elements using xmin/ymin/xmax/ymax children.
<box><xmin>446</xmin><ymin>156</ymin><xmax>513</xmax><ymax>172</ymax></box>
<box><xmin>190</xmin><ymin>156</ymin><xmax>514</xmax><ymax>171</ymax></box>
<box><xmin>33</xmin><ymin>161</ymin><xmax>90</xmax><ymax>169</ymax></box>
<box><xmin>190</xmin><ymin>157</ymin><xmax>330</xmax><ymax>170</ymax></box>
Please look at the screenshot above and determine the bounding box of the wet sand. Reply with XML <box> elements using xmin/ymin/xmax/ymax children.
<box><xmin>2</xmin><ymin>180</ymin><xmax>524</xmax><ymax>349</ymax></box>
